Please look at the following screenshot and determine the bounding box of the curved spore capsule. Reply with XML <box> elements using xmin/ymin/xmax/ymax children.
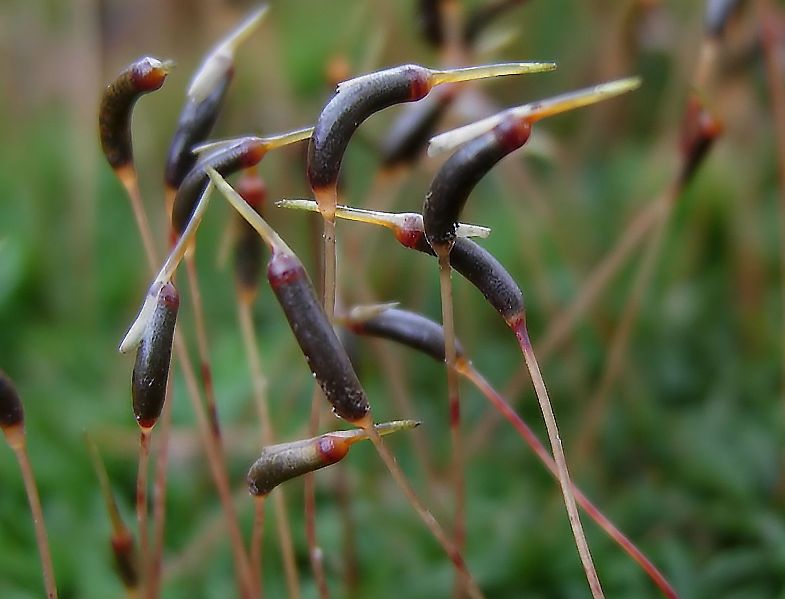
<box><xmin>398</xmin><ymin>230</ymin><xmax>525</xmax><ymax>324</ymax></box>
<box><xmin>165</xmin><ymin>73</ymin><xmax>233</xmax><ymax>190</ymax></box>
<box><xmin>348</xmin><ymin>307</ymin><xmax>465</xmax><ymax>363</ymax></box>
<box><xmin>248</xmin><ymin>435</ymin><xmax>350</xmax><ymax>496</ymax></box>
<box><xmin>234</xmin><ymin>172</ymin><xmax>267</xmax><ymax>299</ymax></box>
<box><xmin>172</xmin><ymin>138</ymin><xmax>265</xmax><ymax>236</ymax></box>
<box><xmin>172</xmin><ymin>127</ymin><xmax>312</xmax><ymax>236</ymax></box>
<box><xmin>267</xmin><ymin>252</ymin><xmax>370</xmax><ymax>423</ymax></box>
<box><xmin>308</xmin><ymin>61</ymin><xmax>555</xmax><ymax>197</ymax></box>
<box><xmin>308</xmin><ymin>64</ymin><xmax>432</xmax><ymax>193</ymax></box>
<box><xmin>132</xmin><ymin>282</ymin><xmax>180</xmax><ymax>430</ymax></box>
<box><xmin>0</xmin><ymin>369</ymin><xmax>24</xmax><ymax>436</ymax></box>
<box><xmin>380</xmin><ymin>86</ymin><xmax>457</xmax><ymax>169</ymax></box>
<box><xmin>423</xmin><ymin>116</ymin><xmax>531</xmax><ymax>250</ymax></box>
<box><xmin>99</xmin><ymin>57</ymin><xmax>171</xmax><ymax>169</ymax></box>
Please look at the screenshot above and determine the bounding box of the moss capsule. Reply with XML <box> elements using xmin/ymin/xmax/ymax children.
<box><xmin>131</xmin><ymin>282</ymin><xmax>180</xmax><ymax>430</ymax></box>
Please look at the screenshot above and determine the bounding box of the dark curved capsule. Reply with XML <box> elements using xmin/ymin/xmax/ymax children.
<box><xmin>165</xmin><ymin>72</ymin><xmax>233</xmax><ymax>190</ymax></box>
<box><xmin>349</xmin><ymin>308</ymin><xmax>465</xmax><ymax>363</ymax></box>
<box><xmin>234</xmin><ymin>172</ymin><xmax>267</xmax><ymax>297</ymax></box>
<box><xmin>247</xmin><ymin>434</ymin><xmax>350</xmax><ymax>496</ymax></box>
<box><xmin>99</xmin><ymin>57</ymin><xmax>170</xmax><ymax>169</ymax></box>
<box><xmin>268</xmin><ymin>252</ymin><xmax>370</xmax><ymax>422</ymax></box>
<box><xmin>0</xmin><ymin>369</ymin><xmax>24</xmax><ymax>431</ymax></box>
<box><xmin>111</xmin><ymin>530</ymin><xmax>139</xmax><ymax>590</ymax></box>
<box><xmin>380</xmin><ymin>87</ymin><xmax>457</xmax><ymax>169</ymax></box>
<box><xmin>172</xmin><ymin>138</ymin><xmax>266</xmax><ymax>235</ymax></box>
<box><xmin>423</xmin><ymin>116</ymin><xmax>530</xmax><ymax>250</ymax></box>
<box><xmin>463</xmin><ymin>0</ymin><xmax>526</xmax><ymax>47</ymax></box>
<box><xmin>132</xmin><ymin>282</ymin><xmax>180</xmax><ymax>430</ymax></box>
<box><xmin>396</xmin><ymin>230</ymin><xmax>525</xmax><ymax>324</ymax></box>
<box><xmin>307</xmin><ymin>64</ymin><xmax>432</xmax><ymax>191</ymax></box>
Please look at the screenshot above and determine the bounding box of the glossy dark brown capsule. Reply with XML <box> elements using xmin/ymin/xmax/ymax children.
<box><xmin>267</xmin><ymin>252</ymin><xmax>370</xmax><ymax>423</ymax></box>
<box><xmin>99</xmin><ymin>57</ymin><xmax>170</xmax><ymax>169</ymax></box>
<box><xmin>348</xmin><ymin>307</ymin><xmax>465</xmax><ymax>363</ymax></box>
<box><xmin>397</xmin><ymin>230</ymin><xmax>525</xmax><ymax>324</ymax></box>
<box><xmin>0</xmin><ymin>369</ymin><xmax>24</xmax><ymax>431</ymax></box>
<box><xmin>165</xmin><ymin>71</ymin><xmax>233</xmax><ymax>190</ymax></box>
<box><xmin>131</xmin><ymin>282</ymin><xmax>180</xmax><ymax>430</ymax></box>
<box><xmin>307</xmin><ymin>64</ymin><xmax>432</xmax><ymax>191</ymax></box>
<box><xmin>423</xmin><ymin>116</ymin><xmax>530</xmax><ymax>250</ymax></box>
<box><xmin>172</xmin><ymin>138</ymin><xmax>266</xmax><ymax>235</ymax></box>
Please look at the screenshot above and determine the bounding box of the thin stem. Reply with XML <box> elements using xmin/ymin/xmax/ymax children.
<box><xmin>436</xmin><ymin>252</ymin><xmax>466</xmax><ymax>598</ymax></box>
<box><xmin>513</xmin><ymin>324</ymin><xmax>604</xmax><ymax>599</ymax></box>
<box><xmin>117</xmin><ymin>166</ymin><xmax>256</xmax><ymax>598</ymax></box>
<box><xmin>13</xmin><ymin>438</ymin><xmax>58</xmax><ymax>599</ymax></box>
<box><xmin>457</xmin><ymin>362</ymin><xmax>678</xmax><ymax>599</ymax></box>
<box><xmin>758</xmin><ymin>0</ymin><xmax>785</xmax><ymax>405</ymax></box>
<box><xmin>185</xmin><ymin>254</ymin><xmax>222</xmax><ymax>439</ymax></box>
<box><xmin>148</xmin><ymin>380</ymin><xmax>174</xmax><ymax>599</ymax></box>
<box><xmin>358</xmin><ymin>415</ymin><xmax>485</xmax><ymax>599</ymax></box>
<box><xmin>574</xmin><ymin>207</ymin><xmax>670</xmax><ymax>464</ymax></box>
<box><xmin>117</xmin><ymin>166</ymin><xmax>159</xmax><ymax>270</ymax></box>
<box><xmin>136</xmin><ymin>430</ymin><xmax>151</xmax><ymax>593</ymax></box>
<box><xmin>304</xmin><ymin>388</ymin><xmax>330</xmax><ymax>599</ymax></box>
<box><xmin>238</xmin><ymin>299</ymin><xmax>301</xmax><ymax>599</ymax></box>
<box><xmin>250</xmin><ymin>497</ymin><xmax>266</xmax><ymax>598</ymax></box>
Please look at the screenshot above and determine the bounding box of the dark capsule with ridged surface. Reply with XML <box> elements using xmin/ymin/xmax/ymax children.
<box><xmin>396</xmin><ymin>229</ymin><xmax>525</xmax><ymax>325</ymax></box>
<box><xmin>132</xmin><ymin>282</ymin><xmax>180</xmax><ymax>430</ymax></box>
<box><xmin>423</xmin><ymin>116</ymin><xmax>530</xmax><ymax>250</ymax></box>
<box><xmin>0</xmin><ymin>369</ymin><xmax>24</xmax><ymax>433</ymax></box>
<box><xmin>99</xmin><ymin>57</ymin><xmax>170</xmax><ymax>169</ymax></box>
<box><xmin>165</xmin><ymin>72</ymin><xmax>233</xmax><ymax>190</ymax></box>
<box><xmin>233</xmin><ymin>172</ymin><xmax>267</xmax><ymax>299</ymax></box>
<box><xmin>267</xmin><ymin>252</ymin><xmax>370</xmax><ymax>423</ymax></box>
<box><xmin>348</xmin><ymin>308</ymin><xmax>464</xmax><ymax>363</ymax></box>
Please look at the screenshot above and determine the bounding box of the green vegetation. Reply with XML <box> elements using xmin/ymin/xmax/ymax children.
<box><xmin>1</xmin><ymin>1</ymin><xmax>784</xmax><ymax>597</ymax></box>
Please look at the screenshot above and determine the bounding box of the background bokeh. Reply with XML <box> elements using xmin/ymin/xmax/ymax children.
<box><xmin>1</xmin><ymin>0</ymin><xmax>784</xmax><ymax>597</ymax></box>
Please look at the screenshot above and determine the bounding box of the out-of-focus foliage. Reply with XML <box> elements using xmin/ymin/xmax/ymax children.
<box><xmin>1</xmin><ymin>0</ymin><xmax>784</xmax><ymax>597</ymax></box>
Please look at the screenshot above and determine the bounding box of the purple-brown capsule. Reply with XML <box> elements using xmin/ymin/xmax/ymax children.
<box><xmin>380</xmin><ymin>86</ymin><xmax>457</xmax><ymax>168</ymax></box>
<box><xmin>0</xmin><ymin>369</ymin><xmax>24</xmax><ymax>434</ymax></box>
<box><xmin>233</xmin><ymin>171</ymin><xmax>267</xmax><ymax>300</ymax></box>
<box><xmin>397</xmin><ymin>229</ymin><xmax>525</xmax><ymax>325</ymax></box>
<box><xmin>131</xmin><ymin>282</ymin><xmax>180</xmax><ymax>430</ymax></box>
<box><xmin>347</xmin><ymin>307</ymin><xmax>465</xmax><ymax>363</ymax></box>
<box><xmin>267</xmin><ymin>252</ymin><xmax>370</xmax><ymax>423</ymax></box>
<box><xmin>417</xmin><ymin>0</ymin><xmax>445</xmax><ymax>48</ymax></box>
<box><xmin>99</xmin><ymin>57</ymin><xmax>171</xmax><ymax>169</ymax></box>
<box><xmin>423</xmin><ymin>116</ymin><xmax>531</xmax><ymax>250</ymax></box>
<box><xmin>308</xmin><ymin>61</ymin><xmax>554</xmax><ymax>195</ymax></box>
<box><xmin>165</xmin><ymin>72</ymin><xmax>233</xmax><ymax>190</ymax></box>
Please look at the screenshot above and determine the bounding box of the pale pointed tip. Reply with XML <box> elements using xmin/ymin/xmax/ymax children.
<box><xmin>191</xmin><ymin>136</ymin><xmax>249</xmax><ymax>156</ymax></box>
<box><xmin>431</xmin><ymin>61</ymin><xmax>557</xmax><ymax>85</ymax></box>
<box><xmin>347</xmin><ymin>302</ymin><xmax>400</xmax><ymax>322</ymax></box>
<box><xmin>427</xmin><ymin>75</ymin><xmax>642</xmax><ymax>156</ymax></box>
<box><xmin>274</xmin><ymin>198</ymin><xmax>319</xmax><ymax>212</ymax></box>
<box><xmin>261</xmin><ymin>125</ymin><xmax>315</xmax><ymax>149</ymax></box>
<box><xmin>223</xmin><ymin>5</ymin><xmax>270</xmax><ymax>51</ymax></box>
<box><xmin>160</xmin><ymin>59</ymin><xmax>176</xmax><ymax>72</ymax></box>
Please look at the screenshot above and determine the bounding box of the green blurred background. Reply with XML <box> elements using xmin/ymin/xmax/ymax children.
<box><xmin>1</xmin><ymin>0</ymin><xmax>784</xmax><ymax>597</ymax></box>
